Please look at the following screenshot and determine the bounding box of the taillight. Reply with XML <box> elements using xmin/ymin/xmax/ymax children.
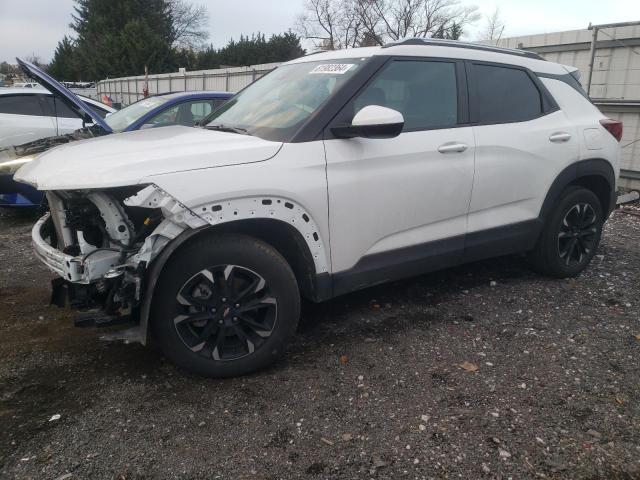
<box><xmin>600</xmin><ymin>118</ymin><xmax>623</xmax><ymax>142</ymax></box>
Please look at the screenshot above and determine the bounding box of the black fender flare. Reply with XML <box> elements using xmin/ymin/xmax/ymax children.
<box><xmin>538</xmin><ymin>158</ymin><xmax>616</xmax><ymax>222</ymax></box>
<box><xmin>138</xmin><ymin>226</ymin><xmax>209</xmax><ymax>345</ymax></box>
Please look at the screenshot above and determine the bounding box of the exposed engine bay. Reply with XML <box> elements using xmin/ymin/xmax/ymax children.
<box><xmin>34</xmin><ymin>185</ymin><xmax>207</xmax><ymax>339</ymax></box>
<box><xmin>0</xmin><ymin>128</ymin><xmax>103</xmax><ymax>165</ymax></box>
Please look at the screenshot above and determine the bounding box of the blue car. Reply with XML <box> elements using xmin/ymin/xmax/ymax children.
<box><xmin>0</xmin><ymin>59</ymin><xmax>233</xmax><ymax>208</ymax></box>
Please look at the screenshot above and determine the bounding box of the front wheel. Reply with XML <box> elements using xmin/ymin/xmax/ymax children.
<box><xmin>529</xmin><ymin>186</ymin><xmax>604</xmax><ymax>278</ymax></box>
<box><xmin>152</xmin><ymin>234</ymin><xmax>300</xmax><ymax>377</ymax></box>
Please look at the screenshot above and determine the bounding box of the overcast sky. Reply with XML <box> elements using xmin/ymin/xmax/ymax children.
<box><xmin>1</xmin><ymin>0</ymin><xmax>639</xmax><ymax>63</ymax></box>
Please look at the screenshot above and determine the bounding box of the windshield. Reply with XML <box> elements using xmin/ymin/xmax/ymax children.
<box><xmin>205</xmin><ymin>59</ymin><xmax>366</xmax><ymax>141</ymax></box>
<box><xmin>105</xmin><ymin>96</ymin><xmax>169</xmax><ymax>132</ymax></box>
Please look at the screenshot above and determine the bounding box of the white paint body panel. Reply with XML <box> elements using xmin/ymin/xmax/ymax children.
<box><xmin>325</xmin><ymin>127</ymin><xmax>475</xmax><ymax>272</ymax></box>
<box><xmin>541</xmin><ymin>78</ymin><xmax>620</xmax><ymax>180</ymax></box>
<box><xmin>150</xmin><ymin>141</ymin><xmax>331</xmax><ymax>273</ymax></box>
<box><xmin>15</xmin><ymin>126</ymin><xmax>283</xmax><ymax>190</ymax></box>
<box><xmin>0</xmin><ymin>113</ymin><xmax>57</xmax><ymax>148</ymax></box>
<box><xmin>468</xmin><ymin>110</ymin><xmax>580</xmax><ymax>232</ymax></box>
<box><xmin>0</xmin><ymin>89</ymin><xmax>114</xmax><ymax>148</ymax></box>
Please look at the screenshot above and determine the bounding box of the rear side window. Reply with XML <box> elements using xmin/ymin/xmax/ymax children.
<box><xmin>352</xmin><ymin>59</ymin><xmax>458</xmax><ymax>131</ymax></box>
<box><xmin>472</xmin><ymin>64</ymin><xmax>543</xmax><ymax>124</ymax></box>
<box><xmin>0</xmin><ymin>94</ymin><xmax>45</xmax><ymax>116</ymax></box>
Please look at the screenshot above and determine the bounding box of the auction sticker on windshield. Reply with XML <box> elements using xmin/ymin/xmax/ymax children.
<box><xmin>309</xmin><ymin>64</ymin><xmax>355</xmax><ymax>75</ymax></box>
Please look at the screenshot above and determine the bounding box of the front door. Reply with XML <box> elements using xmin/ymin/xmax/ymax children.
<box><xmin>324</xmin><ymin>58</ymin><xmax>475</xmax><ymax>291</ymax></box>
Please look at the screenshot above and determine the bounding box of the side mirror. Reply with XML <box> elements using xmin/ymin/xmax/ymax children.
<box><xmin>332</xmin><ymin>105</ymin><xmax>404</xmax><ymax>139</ymax></box>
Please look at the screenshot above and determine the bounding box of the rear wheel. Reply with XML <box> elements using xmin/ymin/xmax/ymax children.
<box><xmin>152</xmin><ymin>234</ymin><xmax>300</xmax><ymax>377</ymax></box>
<box><xmin>529</xmin><ymin>186</ymin><xmax>603</xmax><ymax>278</ymax></box>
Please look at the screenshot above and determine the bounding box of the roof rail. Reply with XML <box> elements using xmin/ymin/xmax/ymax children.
<box><xmin>382</xmin><ymin>38</ymin><xmax>545</xmax><ymax>61</ymax></box>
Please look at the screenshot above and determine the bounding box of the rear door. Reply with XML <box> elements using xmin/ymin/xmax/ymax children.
<box><xmin>0</xmin><ymin>93</ymin><xmax>57</xmax><ymax>148</ymax></box>
<box><xmin>324</xmin><ymin>58</ymin><xmax>475</xmax><ymax>285</ymax></box>
<box><xmin>466</xmin><ymin>62</ymin><xmax>579</xmax><ymax>237</ymax></box>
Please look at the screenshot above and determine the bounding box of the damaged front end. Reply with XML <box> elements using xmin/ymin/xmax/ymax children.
<box><xmin>34</xmin><ymin>185</ymin><xmax>207</xmax><ymax>342</ymax></box>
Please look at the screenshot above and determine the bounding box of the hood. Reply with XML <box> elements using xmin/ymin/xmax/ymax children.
<box><xmin>17</xmin><ymin>58</ymin><xmax>113</xmax><ymax>134</ymax></box>
<box><xmin>14</xmin><ymin>126</ymin><xmax>283</xmax><ymax>190</ymax></box>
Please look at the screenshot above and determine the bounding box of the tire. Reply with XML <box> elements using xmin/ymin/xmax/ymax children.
<box><xmin>152</xmin><ymin>233</ymin><xmax>300</xmax><ymax>377</ymax></box>
<box><xmin>528</xmin><ymin>186</ymin><xmax>603</xmax><ymax>278</ymax></box>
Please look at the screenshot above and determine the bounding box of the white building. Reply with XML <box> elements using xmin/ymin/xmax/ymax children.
<box><xmin>495</xmin><ymin>22</ymin><xmax>640</xmax><ymax>188</ymax></box>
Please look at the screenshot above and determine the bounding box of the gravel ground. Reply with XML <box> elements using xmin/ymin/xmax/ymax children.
<box><xmin>1</xmin><ymin>206</ymin><xmax>639</xmax><ymax>480</ymax></box>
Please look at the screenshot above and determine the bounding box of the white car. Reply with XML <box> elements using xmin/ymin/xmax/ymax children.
<box><xmin>16</xmin><ymin>39</ymin><xmax>621</xmax><ymax>377</ymax></box>
<box><xmin>0</xmin><ymin>87</ymin><xmax>115</xmax><ymax>148</ymax></box>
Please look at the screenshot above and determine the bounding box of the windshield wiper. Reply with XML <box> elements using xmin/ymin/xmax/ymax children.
<box><xmin>205</xmin><ymin>124</ymin><xmax>250</xmax><ymax>135</ymax></box>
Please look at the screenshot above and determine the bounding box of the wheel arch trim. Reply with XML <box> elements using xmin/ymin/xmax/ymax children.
<box><xmin>137</xmin><ymin>195</ymin><xmax>330</xmax><ymax>345</ymax></box>
<box><xmin>539</xmin><ymin>158</ymin><xmax>616</xmax><ymax>222</ymax></box>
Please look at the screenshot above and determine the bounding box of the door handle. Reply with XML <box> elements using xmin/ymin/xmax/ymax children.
<box><xmin>437</xmin><ymin>142</ymin><xmax>468</xmax><ymax>154</ymax></box>
<box><xmin>549</xmin><ymin>132</ymin><xmax>571</xmax><ymax>143</ymax></box>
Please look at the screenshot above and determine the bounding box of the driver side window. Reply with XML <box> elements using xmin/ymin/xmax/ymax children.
<box><xmin>144</xmin><ymin>104</ymin><xmax>179</xmax><ymax>128</ymax></box>
<box><xmin>352</xmin><ymin>60</ymin><xmax>458</xmax><ymax>131</ymax></box>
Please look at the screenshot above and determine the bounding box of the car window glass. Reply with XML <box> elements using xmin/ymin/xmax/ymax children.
<box><xmin>189</xmin><ymin>101</ymin><xmax>213</xmax><ymax>124</ymax></box>
<box><xmin>473</xmin><ymin>64</ymin><xmax>543</xmax><ymax>123</ymax></box>
<box><xmin>42</xmin><ymin>96</ymin><xmax>79</xmax><ymax>119</ymax></box>
<box><xmin>104</xmin><ymin>96</ymin><xmax>169</xmax><ymax>132</ymax></box>
<box><xmin>144</xmin><ymin>104</ymin><xmax>180</xmax><ymax>127</ymax></box>
<box><xmin>0</xmin><ymin>94</ymin><xmax>45</xmax><ymax>116</ymax></box>
<box><xmin>212</xmin><ymin>98</ymin><xmax>228</xmax><ymax>111</ymax></box>
<box><xmin>352</xmin><ymin>60</ymin><xmax>458</xmax><ymax>131</ymax></box>
<box><xmin>206</xmin><ymin>59</ymin><xmax>365</xmax><ymax>141</ymax></box>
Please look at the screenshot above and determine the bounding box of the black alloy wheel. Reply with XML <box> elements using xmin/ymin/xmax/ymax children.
<box><xmin>152</xmin><ymin>233</ymin><xmax>300</xmax><ymax>377</ymax></box>
<box><xmin>557</xmin><ymin>203</ymin><xmax>598</xmax><ymax>266</ymax></box>
<box><xmin>174</xmin><ymin>265</ymin><xmax>277</xmax><ymax>361</ymax></box>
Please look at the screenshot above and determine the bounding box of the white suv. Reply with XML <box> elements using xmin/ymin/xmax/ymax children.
<box><xmin>16</xmin><ymin>39</ymin><xmax>622</xmax><ymax>377</ymax></box>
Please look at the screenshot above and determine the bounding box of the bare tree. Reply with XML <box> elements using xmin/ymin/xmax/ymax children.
<box><xmin>478</xmin><ymin>7</ymin><xmax>505</xmax><ymax>44</ymax></box>
<box><xmin>297</xmin><ymin>0</ymin><xmax>364</xmax><ymax>49</ymax></box>
<box><xmin>298</xmin><ymin>0</ymin><xmax>480</xmax><ymax>49</ymax></box>
<box><xmin>167</xmin><ymin>0</ymin><xmax>209</xmax><ymax>49</ymax></box>
<box><xmin>26</xmin><ymin>54</ymin><xmax>45</xmax><ymax>68</ymax></box>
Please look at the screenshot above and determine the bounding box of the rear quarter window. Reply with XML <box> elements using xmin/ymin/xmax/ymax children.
<box><xmin>471</xmin><ymin>63</ymin><xmax>544</xmax><ymax>124</ymax></box>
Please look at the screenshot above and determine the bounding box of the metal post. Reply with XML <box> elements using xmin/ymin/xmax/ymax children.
<box><xmin>586</xmin><ymin>24</ymin><xmax>599</xmax><ymax>96</ymax></box>
<box><xmin>225</xmin><ymin>70</ymin><xmax>230</xmax><ymax>92</ymax></box>
<box><xmin>202</xmin><ymin>73</ymin><xmax>206</xmax><ymax>91</ymax></box>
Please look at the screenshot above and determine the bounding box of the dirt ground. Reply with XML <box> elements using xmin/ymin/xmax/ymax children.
<box><xmin>1</xmin><ymin>206</ymin><xmax>639</xmax><ymax>480</ymax></box>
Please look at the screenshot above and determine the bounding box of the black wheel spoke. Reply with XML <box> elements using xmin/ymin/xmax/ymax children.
<box><xmin>232</xmin><ymin>325</ymin><xmax>255</xmax><ymax>354</ymax></box>
<box><xmin>211</xmin><ymin>324</ymin><xmax>227</xmax><ymax>360</ymax></box>
<box><xmin>196</xmin><ymin>319</ymin><xmax>220</xmax><ymax>343</ymax></box>
<box><xmin>177</xmin><ymin>292</ymin><xmax>210</xmax><ymax>308</ymax></box>
<box><xmin>174</xmin><ymin>311</ymin><xmax>212</xmax><ymax>325</ymax></box>
<box><xmin>238</xmin><ymin>314</ymin><xmax>273</xmax><ymax>337</ymax></box>
<box><xmin>236</xmin><ymin>296</ymin><xmax>277</xmax><ymax>314</ymax></box>
<box><xmin>232</xmin><ymin>276</ymin><xmax>263</xmax><ymax>303</ymax></box>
